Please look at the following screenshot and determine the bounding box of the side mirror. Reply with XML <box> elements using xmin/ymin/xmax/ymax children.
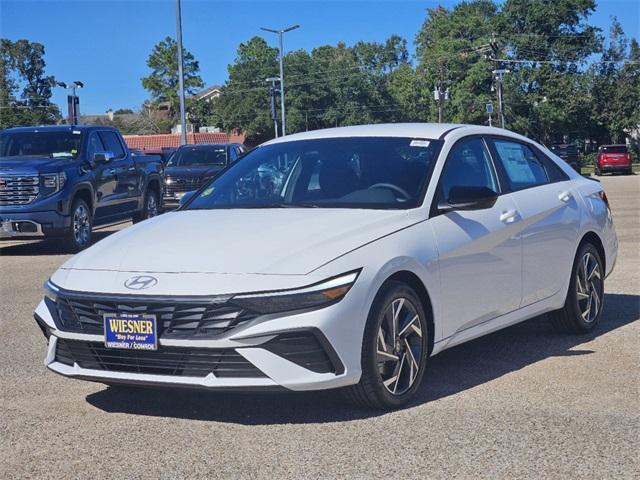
<box><xmin>93</xmin><ymin>151</ymin><xmax>115</xmax><ymax>165</ymax></box>
<box><xmin>438</xmin><ymin>186</ymin><xmax>498</xmax><ymax>213</ymax></box>
<box><xmin>178</xmin><ymin>190</ymin><xmax>197</xmax><ymax>208</ymax></box>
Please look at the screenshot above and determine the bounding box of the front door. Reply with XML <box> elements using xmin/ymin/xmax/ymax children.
<box><xmin>430</xmin><ymin>137</ymin><xmax>522</xmax><ymax>340</ymax></box>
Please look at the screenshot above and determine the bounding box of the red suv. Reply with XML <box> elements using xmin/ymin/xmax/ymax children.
<box><xmin>596</xmin><ymin>144</ymin><xmax>633</xmax><ymax>175</ymax></box>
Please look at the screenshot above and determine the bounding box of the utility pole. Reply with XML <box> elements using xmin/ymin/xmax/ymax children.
<box><xmin>265</xmin><ymin>77</ymin><xmax>279</xmax><ymax>138</ymax></box>
<box><xmin>488</xmin><ymin>33</ymin><xmax>508</xmax><ymax>129</ymax></box>
<box><xmin>433</xmin><ymin>66</ymin><xmax>449</xmax><ymax>123</ymax></box>
<box><xmin>175</xmin><ymin>0</ymin><xmax>187</xmax><ymax>145</ymax></box>
<box><xmin>492</xmin><ymin>69</ymin><xmax>509</xmax><ymax>129</ymax></box>
<box><xmin>260</xmin><ymin>25</ymin><xmax>299</xmax><ymax>136</ymax></box>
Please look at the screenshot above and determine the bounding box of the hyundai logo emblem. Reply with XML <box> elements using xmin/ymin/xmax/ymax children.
<box><xmin>124</xmin><ymin>275</ymin><xmax>158</xmax><ymax>290</ymax></box>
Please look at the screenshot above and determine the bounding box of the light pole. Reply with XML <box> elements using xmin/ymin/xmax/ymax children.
<box><xmin>260</xmin><ymin>24</ymin><xmax>299</xmax><ymax>136</ymax></box>
<box><xmin>176</xmin><ymin>0</ymin><xmax>187</xmax><ymax>145</ymax></box>
<box><xmin>57</xmin><ymin>81</ymin><xmax>84</xmax><ymax>124</ymax></box>
<box><xmin>266</xmin><ymin>77</ymin><xmax>280</xmax><ymax>138</ymax></box>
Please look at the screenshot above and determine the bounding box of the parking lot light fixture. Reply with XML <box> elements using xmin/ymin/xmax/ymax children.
<box><xmin>260</xmin><ymin>25</ymin><xmax>300</xmax><ymax>136</ymax></box>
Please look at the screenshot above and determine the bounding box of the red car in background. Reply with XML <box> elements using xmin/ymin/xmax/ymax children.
<box><xmin>596</xmin><ymin>144</ymin><xmax>633</xmax><ymax>175</ymax></box>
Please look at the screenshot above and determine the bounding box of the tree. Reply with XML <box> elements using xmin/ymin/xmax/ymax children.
<box><xmin>214</xmin><ymin>37</ymin><xmax>279</xmax><ymax>144</ymax></box>
<box><xmin>114</xmin><ymin>108</ymin><xmax>134</xmax><ymax>115</ymax></box>
<box><xmin>0</xmin><ymin>38</ymin><xmax>61</xmax><ymax>128</ymax></box>
<box><xmin>141</xmin><ymin>36</ymin><xmax>204</xmax><ymax>118</ymax></box>
<box><xmin>415</xmin><ymin>1</ymin><xmax>500</xmax><ymax>125</ymax></box>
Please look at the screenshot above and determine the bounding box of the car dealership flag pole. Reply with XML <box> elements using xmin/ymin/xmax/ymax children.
<box><xmin>261</xmin><ymin>25</ymin><xmax>299</xmax><ymax>136</ymax></box>
<box><xmin>176</xmin><ymin>0</ymin><xmax>187</xmax><ymax>145</ymax></box>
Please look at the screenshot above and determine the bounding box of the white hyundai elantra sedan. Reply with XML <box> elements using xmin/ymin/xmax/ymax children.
<box><xmin>35</xmin><ymin>124</ymin><xmax>617</xmax><ymax>409</ymax></box>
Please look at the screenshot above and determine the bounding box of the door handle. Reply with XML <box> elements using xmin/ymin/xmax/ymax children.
<box><xmin>128</xmin><ymin>166</ymin><xmax>136</xmax><ymax>171</ymax></box>
<box><xmin>558</xmin><ymin>190</ymin><xmax>572</xmax><ymax>202</ymax></box>
<box><xmin>500</xmin><ymin>209</ymin><xmax>518</xmax><ymax>223</ymax></box>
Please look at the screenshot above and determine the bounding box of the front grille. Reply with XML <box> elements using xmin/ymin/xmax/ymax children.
<box><xmin>0</xmin><ymin>175</ymin><xmax>39</xmax><ymax>205</ymax></box>
<box><xmin>164</xmin><ymin>178</ymin><xmax>204</xmax><ymax>196</ymax></box>
<box><xmin>55</xmin><ymin>338</ymin><xmax>266</xmax><ymax>378</ymax></box>
<box><xmin>51</xmin><ymin>295</ymin><xmax>257</xmax><ymax>338</ymax></box>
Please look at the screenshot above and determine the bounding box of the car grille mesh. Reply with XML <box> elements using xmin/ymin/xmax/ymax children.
<box><xmin>55</xmin><ymin>338</ymin><xmax>266</xmax><ymax>378</ymax></box>
<box><xmin>53</xmin><ymin>296</ymin><xmax>257</xmax><ymax>338</ymax></box>
<box><xmin>164</xmin><ymin>178</ymin><xmax>205</xmax><ymax>196</ymax></box>
<box><xmin>0</xmin><ymin>175</ymin><xmax>39</xmax><ymax>205</ymax></box>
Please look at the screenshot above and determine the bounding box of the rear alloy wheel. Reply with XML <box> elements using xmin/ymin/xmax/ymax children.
<box><xmin>133</xmin><ymin>188</ymin><xmax>159</xmax><ymax>223</ymax></box>
<box><xmin>345</xmin><ymin>281</ymin><xmax>428</xmax><ymax>409</ymax></box>
<box><xmin>551</xmin><ymin>243</ymin><xmax>604</xmax><ymax>333</ymax></box>
<box><xmin>63</xmin><ymin>199</ymin><xmax>93</xmax><ymax>252</ymax></box>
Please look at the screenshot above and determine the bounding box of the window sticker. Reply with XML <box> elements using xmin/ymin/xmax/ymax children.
<box><xmin>410</xmin><ymin>140</ymin><xmax>431</xmax><ymax>148</ymax></box>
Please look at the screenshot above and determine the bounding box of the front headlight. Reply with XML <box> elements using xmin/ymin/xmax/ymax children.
<box><xmin>43</xmin><ymin>279</ymin><xmax>60</xmax><ymax>303</ymax></box>
<box><xmin>41</xmin><ymin>172</ymin><xmax>67</xmax><ymax>195</ymax></box>
<box><xmin>231</xmin><ymin>270</ymin><xmax>360</xmax><ymax>314</ymax></box>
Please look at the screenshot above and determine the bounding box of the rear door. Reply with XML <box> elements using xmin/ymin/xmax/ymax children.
<box><xmin>487</xmin><ymin>137</ymin><xmax>580</xmax><ymax>306</ymax></box>
<box><xmin>430</xmin><ymin>136</ymin><xmax>522</xmax><ymax>340</ymax></box>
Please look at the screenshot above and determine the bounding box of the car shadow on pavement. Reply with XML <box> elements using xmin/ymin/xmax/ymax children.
<box><xmin>86</xmin><ymin>292</ymin><xmax>639</xmax><ymax>424</ymax></box>
<box><xmin>0</xmin><ymin>230</ymin><xmax>117</xmax><ymax>256</ymax></box>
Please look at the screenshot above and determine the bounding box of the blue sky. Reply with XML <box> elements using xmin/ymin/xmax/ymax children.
<box><xmin>2</xmin><ymin>0</ymin><xmax>638</xmax><ymax>114</ymax></box>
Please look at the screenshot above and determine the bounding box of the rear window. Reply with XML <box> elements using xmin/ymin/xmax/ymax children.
<box><xmin>600</xmin><ymin>145</ymin><xmax>628</xmax><ymax>154</ymax></box>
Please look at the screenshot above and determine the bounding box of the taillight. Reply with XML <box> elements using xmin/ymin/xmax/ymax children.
<box><xmin>598</xmin><ymin>190</ymin><xmax>610</xmax><ymax>209</ymax></box>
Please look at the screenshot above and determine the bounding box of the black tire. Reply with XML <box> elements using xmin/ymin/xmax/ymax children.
<box><xmin>594</xmin><ymin>167</ymin><xmax>601</xmax><ymax>176</ymax></box>
<box><xmin>62</xmin><ymin>198</ymin><xmax>93</xmax><ymax>252</ymax></box>
<box><xmin>344</xmin><ymin>281</ymin><xmax>429</xmax><ymax>409</ymax></box>
<box><xmin>550</xmin><ymin>242</ymin><xmax>604</xmax><ymax>333</ymax></box>
<box><xmin>133</xmin><ymin>187</ymin><xmax>159</xmax><ymax>224</ymax></box>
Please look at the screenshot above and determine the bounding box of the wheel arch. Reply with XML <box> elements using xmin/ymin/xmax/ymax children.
<box><xmin>380</xmin><ymin>270</ymin><xmax>435</xmax><ymax>357</ymax></box>
<box><xmin>71</xmin><ymin>186</ymin><xmax>93</xmax><ymax>214</ymax></box>
<box><xmin>580</xmin><ymin>231</ymin><xmax>606</xmax><ymax>272</ymax></box>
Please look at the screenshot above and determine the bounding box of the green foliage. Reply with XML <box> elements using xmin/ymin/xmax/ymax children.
<box><xmin>0</xmin><ymin>38</ymin><xmax>61</xmax><ymax>128</ymax></box>
<box><xmin>141</xmin><ymin>36</ymin><xmax>204</xmax><ymax>118</ymax></box>
<box><xmin>114</xmin><ymin>108</ymin><xmax>134</xmax><ymax>115</ymax></box>
<box><xmin>174</xmin><ymin>1</ymin><xmax>639</xmax><ymax>149</ymax></box>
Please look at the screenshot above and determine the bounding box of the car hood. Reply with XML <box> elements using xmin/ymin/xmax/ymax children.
<box><xmin>0</xmin><ymin>156</ymin><xmax>75</xmax><ymax>173</ymax></box>
<box><xmin>165</xmin><ymin>165</ymin><xmax>224</xmax><ymax>178</ymax></box>
<box><xmin>60</xmin><ymin>209</ymin><xmax>414</xmax><ymax>275</ymax></box>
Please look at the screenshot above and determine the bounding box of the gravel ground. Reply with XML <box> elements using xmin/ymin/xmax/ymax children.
<box><xmin>1</xmin><ymin>175</ymin><xmax>638</xmax><ymax>479</ymax></box>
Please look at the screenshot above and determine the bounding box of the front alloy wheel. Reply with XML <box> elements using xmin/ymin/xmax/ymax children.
<box><xmin>62</xmin><ymin>199</ymin><xmax>93</xmax><ymax>252</ymax></box>
<box><xmin>377</xmin><ymin>298</ymin><xmax>423</xmax><ymax>395</ymax></box>
<box><xmin>345</xmin><ymin>281</ymin><xmax>428</xmax><ymax>409</ymax></box>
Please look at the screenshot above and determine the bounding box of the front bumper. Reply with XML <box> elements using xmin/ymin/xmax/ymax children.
<box><xmin>34</xmin><ymin>288</ymin><xmax>364</xmax><ymax>391</ymax></box>
<box><xmin>0</xmin><ymin>209</ymin><xmax>70</xmax><ymax>238</ymax></box>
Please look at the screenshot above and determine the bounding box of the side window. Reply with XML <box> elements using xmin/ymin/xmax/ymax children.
<box><xmin>491</xmin><ymin>139</ymin><xmax>548</xmax><ymax>190</ymax></box>
<box><xmin>534</xmin><ymin>147</ymin><xmax>570</xmax><ymax>183</ymax></box>
<box><xmin>229</xmin><ymin>147</ymin><xmax>238</xmax><ymax>163</ymax></box>
<box><xmin>439</xmin><ymin>138</ymin><xmax>498</xmax><ymax>201</ymax></box>
<box><xmin>86</xmin><ymin>132</ymin><xmax>105</xmax><ymax>159</ymax></box>
<box><xmin>98</xmin><ymin>131</ymin><xmax>125</xmax><ymax>159</ymax></box>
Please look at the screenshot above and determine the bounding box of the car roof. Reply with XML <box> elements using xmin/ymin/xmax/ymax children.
<box><xmin>261</xmin><ymin>123</ymin><xmax>531</xmax><ymax>146</ymax></box>
<box><xmin>177</xmin><ymin>143</ymin><xmax>229</xmax><ymax>149</ymax></box>
<box><xmin>2</xmin><ymin>125</ymin><xmax>115</xmax><ymax>133</ymax></box>
<box><xmin>599</xmin><ymin>144</ymin><xmax>627</xmax><ymax>148</ymax></box>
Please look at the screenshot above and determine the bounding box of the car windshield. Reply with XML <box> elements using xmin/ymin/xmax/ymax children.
<box><xmin>0</xmin><ymin>131</ymin><xmax>83</xmax><ymax>159</ymax></box>
<box><xmin>601</xmin><ymin>145</ymin><xmax>628</xmax><ymax>153</ymax></box>
<box><xmin>185</xmin><ymin>136</ymin><xmax>442</xmax><ymax>210</ymax></box>
<box><xmin>167</xmin><ymin>147</ymin><xmax>227</xmax><ymax>167</ymax></box>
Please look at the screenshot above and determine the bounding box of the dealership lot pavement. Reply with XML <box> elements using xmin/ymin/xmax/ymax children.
<box><xmin>1</xmin><ymin>175</ymin><xmax>638</xmax><ymax>479</ymax></box>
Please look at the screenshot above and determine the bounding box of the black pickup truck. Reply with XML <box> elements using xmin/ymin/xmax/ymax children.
<box><xmin>0</xmin><ymin>125</ymin><xmax>163</xmax><ymax>251</ymax></box>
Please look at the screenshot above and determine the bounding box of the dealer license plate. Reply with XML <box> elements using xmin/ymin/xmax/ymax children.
<box><xmin>104</xmin><ymin>313</ymin><xmax>157</xmax><ymax>350</ymax></box>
